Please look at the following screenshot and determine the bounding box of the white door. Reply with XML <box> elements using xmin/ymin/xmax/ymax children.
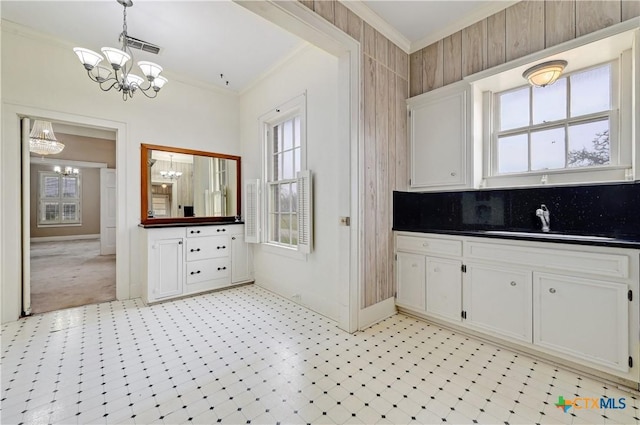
<box><xmin>465</xmin><ymin>264</ymin><xmax>532</xmax><ymax>342</ymax></box>
<box><xmin>533</xmin><ymin>272</ymin><xmax>629</xmax><ymax>372</ymax></box>
<box><xmin>396</xmin><ymin>252</ymin><xmax>426</xmax><ymax>311</ymax></box>
<box><xmin>100</xmin><ymin>168</ymin><xmax>116</xmax><ymax>255</ymax></box>
<box><xmin>425</xmin><ymin>257</ymin><xmax>462</xmax><ymax>322</ymax></box>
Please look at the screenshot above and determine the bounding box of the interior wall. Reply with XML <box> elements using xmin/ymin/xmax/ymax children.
<box><xmin>409</xmin><ymin>0</ymin><xmax>640</xmax><ymax>97</ymax></box>
<box><xmin>239</xmin><ymin>45</ymin><xmax>341</xmax><ymax>320</ymax></box>
<box><xmin>1</xmin><ymin>23</ymin><xmax>239</xmax><ymax>322</ymax></box>
<box><xmin>30</xmin><ymin>132</ymin><xmax>115</xmax><ymax>238</ymax></box>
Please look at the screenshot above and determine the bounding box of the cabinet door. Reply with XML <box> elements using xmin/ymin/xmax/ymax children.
<box><xmin>426</xmin><ymin>258</ymin><xmax>462</xmax><ymax>322</ymax></box>
<box><xmin>533</xmin><ymin>272</ymin><xmax>629</xmax><ymax>372</ymax></box>
<box><xmin>465</xmin><ymin>264</ymin><xmax>532</xmax><ymax>342</ymax></box>
<box><xmin>150</xmin><ymin>237</ymin><xmax>184</xmax><ymax>300</ymax></box>
<box><xmin>231</xmin><ymin>234</ymin><xmax>252</xmax><ymax>283</ymax></box>
<box><xmin>410</xmin><ymin>89</ymin><xmax>467</xmax><ymax>188</ymax></box>
<box><xmin>396</xmin><ymin>252</ymin><xmax>426</xmax><ymax>311</ymax></box>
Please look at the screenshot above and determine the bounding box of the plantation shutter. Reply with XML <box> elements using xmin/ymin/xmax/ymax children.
<box><xmin>244</xmin><ymin>179</ymin><xmax>260</xmax><ymax>243</ymax></box>
<box><xmin>296</xmin><ymin>170</ymin><xmax>313</xmax><ymax>254</ymax></box>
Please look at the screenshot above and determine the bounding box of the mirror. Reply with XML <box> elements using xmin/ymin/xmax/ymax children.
<box><xmin>141</xmin><ymin>144</ymin><xmax>241</xmax><ymax>225</ymax></box>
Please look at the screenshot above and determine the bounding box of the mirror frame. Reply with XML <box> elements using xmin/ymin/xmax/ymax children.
<box><xmin>140</xmin><ymin>143</ymin><xmax>242</xmax><ymax>225</ymax></box>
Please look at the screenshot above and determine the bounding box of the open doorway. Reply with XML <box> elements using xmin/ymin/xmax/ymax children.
<box><xmin>27</xmin><ymin>120</ymin><xmax>117</xmax><ymax>314</ymax></box>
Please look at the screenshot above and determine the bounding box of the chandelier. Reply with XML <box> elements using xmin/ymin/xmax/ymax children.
<box><xmin>54</xmin><ymin>166</ymin><xmax>80</xmax><ymax>177</ymax></box>
<box><xmin>160</xmin><ymin>155</ymin><xmax>182</xmax><ymax>180</ymax></box>
<box><xmin>29</xmin><ymin>120</ymin><xmax>65</xmax><ymax>155</ymax></box>
<box><xmin>73</xmin><ymin>0</ymin><xmax>168</xmax><ymax>101</ymax></box>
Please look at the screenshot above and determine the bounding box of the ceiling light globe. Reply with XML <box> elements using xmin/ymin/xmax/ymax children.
<box><xmin>101</xmin><ymin>47</ymin><xmax>131</xmax><ymax>70</ymax></box>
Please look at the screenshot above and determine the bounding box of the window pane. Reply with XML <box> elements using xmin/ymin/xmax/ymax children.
<box><xmin>43</xmin><ymin>176</ymin><xmax>59</xmax><ymax>198</ymax></box>
<box><xmin>532</xmin><ymin>79</ymin><xmax>566</xmax><ymax>124</ymax></box>
<box><xmin>283</xmin><ymin>118</ymin><xmax>293</xmax><ymax>150</ymax></box>
<box><xmin>62</xmin><ymin>203</ymin><xmax>78</xmax><ymax>221</ymax></box>
<box><xmin>280</xmin><ymin>183</ymin><xmax>291</xmax><ymax>213</ymax></box>
<box><xmin>568</xmin><ymin>119</ymin><xmax>610</xmax><ymax>167</ymax></box>
<box><xmin>531</xmin><ymin>127</ymin><xmax>565</xmax><ymax>171</ymax></box>
<box><xmin>62</xmin><ymin>177</ymin><xmax>78</xmax><ymax>198</ymax></box>
<box><xmin>570</xmin><ymin>64</ymin><xmax>611</xmax><ymax>117</ymax></box>
<box><xmin>42</xmin><ymin>201</ymin><xmax>60</xmax><ymax>222</ymax></box>
<box><xmin>499</xmin><ymin>87</ymin><xmax>529</xmax><ymax>131</ymax></box>
<box><xmin>497</xmin><ymin>134</ymin><xmax>528</xmax><ymax>174</ymax></box>
<box><xmin>283</xmin><ymin>150</ymin><xmax>293</xmax><ymax>180</ymax></box>
<box><xmin>294</xmin><ymin>117</ymin><xmax>301</xmax><ymax>148</ymax></box>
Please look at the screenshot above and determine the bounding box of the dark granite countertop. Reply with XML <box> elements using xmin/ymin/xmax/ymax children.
<box><xmin>393</xmin><ymin>227</ymin><xmax>640</xmax><ymax>249</ymax></box>
<box><xmin>139</xmin><ymin>221</ymin><xmax>244</xmax><ymax>229</ymax></box>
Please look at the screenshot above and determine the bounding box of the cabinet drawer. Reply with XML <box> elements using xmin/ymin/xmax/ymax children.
<box><xmin>186</xmin><ymin>225</ymin><xmax>236</xmax><ymax>237</ymax></box>
<box><xmin>396</xmin><ymin>235</ymin><xmax>462</xmax><ymax>257</ymax></box>
<box><xmin>186</xmin><ymin>236</ymin><xmax>229</xmax><ymax>261</ymax></box>
<box><xmin>186</xmin><ymin>258</ymin><xmax>230</xmax><ymax>284</ymax></box>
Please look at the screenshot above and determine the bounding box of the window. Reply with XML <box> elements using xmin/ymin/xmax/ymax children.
<box><xmin>493</xmin><ymin>62</ymin><xmax>616</xmax><ymax>175</ymax></box>
<box><xmin>38</xmin><ymin>171</ymin><xmax>81</xmax><ymax>226</ymax></box>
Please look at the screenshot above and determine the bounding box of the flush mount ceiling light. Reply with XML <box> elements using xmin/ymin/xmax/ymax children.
<box><xmin>29</xmin><ymin>120</ymin><xmax>65</xmax><ymax>155</ymax></box>
<box><xmin>522</xmin><ymin>60</ymin><xmax>568</xmax><ymax>88</ymax></box>
<box><xmin>73</xmin><ymin>0</ymin><xmax>168</xmax><ymax>101</ymax></box>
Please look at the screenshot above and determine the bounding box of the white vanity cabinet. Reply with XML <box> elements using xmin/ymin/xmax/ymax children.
<box><xmin>394</xmin><ymin>231</ymin><xmax>640</xmax><ymax>385</ymax></box>
<box><xmin>407</xmin><ymin>82</ymin><xmax>473</xmax><ymax>190</ymax></box>
<box><xmin>141</xmin><ymin>224</ymin><xmax>253</xmax><ymax>304</ymax></box>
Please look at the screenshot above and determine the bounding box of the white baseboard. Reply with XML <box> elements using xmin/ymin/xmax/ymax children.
<box><xmin>31</xmin><ymin>234</ymin><xmax>100</xmax><ymax>243</ymax></box>
<box><xmin>358</xmin><ymin>297</ymin><xmax>397</xmax><ymax>331</ymax></box>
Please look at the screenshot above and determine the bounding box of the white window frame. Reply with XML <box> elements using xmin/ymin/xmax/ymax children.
<box><xmin>470</xmin><ymin>25</ymin><xmax>636</xmax><ymax>189</ymax></box>
<box><xmin>260</xmin><ymin>93</ymin><xmax>307</xmax><ymax>256</ymax></box>
<box><xmin>38</xmin><ymin>171</ymin><xmax>82</xmax><ymax>227</ymax></box>
<box><xmin>492</xmin><ymin>61</ymin><xmax>619</xmax><ymax>176</ymax></box>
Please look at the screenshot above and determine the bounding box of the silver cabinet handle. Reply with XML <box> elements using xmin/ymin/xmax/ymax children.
<box><xmin>549</xmin><ymin>288</ymin><xmax>556</xmax><ymax>294</ymax></box>
<box><xmin>510</xmin><ymin>281</ymin><xmax>517</xmax><ymax>287</ymax></box>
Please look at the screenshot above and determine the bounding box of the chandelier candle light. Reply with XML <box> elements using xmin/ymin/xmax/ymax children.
<box><xmin>73</xmin><ymin>0</ymin><xmax>167</xmax><ymax>101</ymax></box>
<box><xmin>29</xmin><ymin>120</ymin><xmax>64</xmax><ymax>155</ymax></box>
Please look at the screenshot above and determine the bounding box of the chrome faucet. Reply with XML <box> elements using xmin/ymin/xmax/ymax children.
<box><xmin>536</xmin><ymin>204</ymin><xmax>550</xmax><ymax>232</ymax></box>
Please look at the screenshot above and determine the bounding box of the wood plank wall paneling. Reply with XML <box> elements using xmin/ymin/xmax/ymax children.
<box><xmin>443</xmin><ymin>31</ymin><xmax>463</xmax><ymax>85</ymax></box>
<box><xmin>411</xmin><ymin>0</ymin><xmax>635</xmax><ymax>97</ymax></box>
<box><xmin>576</xmin><ymin>1</ymin><xmax>621</xmax><ymax>36</ymax></box>
<box><xmin>487</xmin><ymin>10</ymin><xmax>506</xmax><ymax>68</ymax></box>
<box><xmin>422</xmin><ymin>40</ymin><xmax>444</xmax><ymax>92</ymax></box>
<box><xmin>545</xmin><ymin>1</ymin><xmax>576</xmax><ymax>47</ymax></box>
<box><xmin>462</xmin><ymin>20</ymin><xmax>487</xmax><ymax>77</ymax></box>
<box><xmin>622</xmin><ymin>0</ymin><xmax>640</xmax><ymax>20</ymax></box>
<box><xmin>505</xmin><ymin>1</ymin><xmax>544</xmax><ymax>61</ymax></box>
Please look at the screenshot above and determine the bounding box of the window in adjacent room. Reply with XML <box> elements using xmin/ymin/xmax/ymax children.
<box><xmin>38</xmin><ymin>171</ymin><xmax>82</xmax><ymax>226</ymax></box>
<box><xmin>494</xmin><ymin>62</ymin><xmax>616</xmax><ymax>175</ymax></box>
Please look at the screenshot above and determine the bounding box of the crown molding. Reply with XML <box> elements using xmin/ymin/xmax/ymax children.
<box><xmin>339</xmin><ymin>0</ymin><xmax>411</xmax><ymax>53</ymax></box>
<box><xmin>410</xmin><ymin>0</ymin><xmax>520</xmax><ymax>53</ymax></box>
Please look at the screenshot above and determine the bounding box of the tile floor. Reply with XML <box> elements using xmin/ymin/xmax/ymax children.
<box><xmin>2</xmin><ymin>285</ymin><xmax>639</xmax><ymax>424</ymax></box>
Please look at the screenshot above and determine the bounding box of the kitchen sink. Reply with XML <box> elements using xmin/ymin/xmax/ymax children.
<box><xmin>483</xmin><ymin>230</ymin><xmax>615</xmax><ymax>241</ymax></box>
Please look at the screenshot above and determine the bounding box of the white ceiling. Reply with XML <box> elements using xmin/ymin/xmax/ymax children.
<box><xmin>1</xmin><ymin>1</ymin><xmax>515</xmax><ymax>92</ymax></box>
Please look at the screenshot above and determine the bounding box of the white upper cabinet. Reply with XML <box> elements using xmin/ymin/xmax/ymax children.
<box><xmin>408</xmin><ymin>82</ymin><xmax>473</xmax><ymax>190</ymax></box>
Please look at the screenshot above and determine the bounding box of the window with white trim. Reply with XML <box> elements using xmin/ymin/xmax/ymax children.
<box><xmin>38</xmin><ymin>171</ymin><xmax>82</xmax><ymax>226</ymax></box>
<box><xmin>493</xmin><ymin>62</ymin><xmax>617</xmax><ymax>175</ymax></box>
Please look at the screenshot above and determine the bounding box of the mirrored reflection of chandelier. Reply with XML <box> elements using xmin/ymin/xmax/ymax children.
<box><xmin>29</xmin><ymin>120</ymin><xmax>65</xmax><ymax>155</ymax></box>
<box><xmin>160</xmin><ymin>155</ymin><xmax>182</xmax><ymax>180</ymax></box>
<box><xmin>54</xmin><ymin>166</ymin><xmax>79</xmax><ymax>177</ymax></box>
<box><xmin>72</xmin><ymin>0</ymin><xmax>168</xmax><ymax>101</ymax></box>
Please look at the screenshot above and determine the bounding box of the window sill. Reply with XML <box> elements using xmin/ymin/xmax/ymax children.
<box><xmin>482</xmin><ymin>165</ymin><xmax>631</xmax><ymax>189</ymax></box>
<box><xmin>260</xmin><ymin>242</ymin><xmax>307</xmax><ymax>261</ymax></box>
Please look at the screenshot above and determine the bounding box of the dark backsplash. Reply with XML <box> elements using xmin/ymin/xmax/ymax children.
<box><xmin>393</xmin><ymin>183</ymin><xmax>640</xmax><ymax>238</ymax></box>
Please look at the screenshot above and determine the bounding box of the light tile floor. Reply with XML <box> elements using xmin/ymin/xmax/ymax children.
<box><xmin>2</xmin><ymin>285</ymin><xmax>639</xmax><ymax>424</ymax></box>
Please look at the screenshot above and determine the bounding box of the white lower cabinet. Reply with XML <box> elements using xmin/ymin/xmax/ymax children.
<box><xmin>533</xmin><ymin>272</ymin><xmax>629</xmax><ymax>372</ymax></box>
<box><xmin>395</xmin><ymin>231</ymin><xmax>639</xmax><ymax>384</ymax></box>
<box><xmin>396</xmin><ymin>252</ymin><xmax>426</xmax><ymax>311</ymax></box>
<box><xmin>426</xmin><ymin>258</ymin><xmax>462</xmax><ymax>322</ymax></box>
<box><xmin>142</xmin><ymin>224</ymin><xmax>253</xmax><ymax>304</ymax></box>
<box><xmin>464</xmin><ymin>264</ymin><xmax>532</xmax><ymax>342</ymax></box>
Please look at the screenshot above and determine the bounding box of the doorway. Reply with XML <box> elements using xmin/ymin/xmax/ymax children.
<box><xmin>26</xmin><ymin>120</ymin><xmax>117</xmax><ymax>314</ymax></box>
